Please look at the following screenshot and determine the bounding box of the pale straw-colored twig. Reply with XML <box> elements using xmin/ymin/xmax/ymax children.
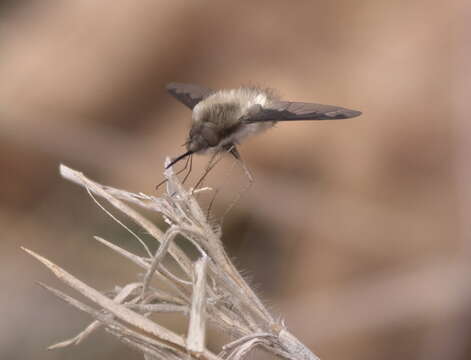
<box><xmin>23</xmin><ymin>161</ymin><xmax>321</xmax><ymax>360</ymax></box>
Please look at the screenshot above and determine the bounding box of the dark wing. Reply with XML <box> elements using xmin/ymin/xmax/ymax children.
<box><xmin>166</xmin><ymin>82</ymin><xmax>214</xmax><ymax>109</ymax></box>
<box><xmin>244</xmin><ymin>101</ymin><xmax>361</xmax><ymax>122</ymax></box>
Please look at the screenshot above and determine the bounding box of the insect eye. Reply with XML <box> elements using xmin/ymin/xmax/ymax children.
<box><xmin>201</xmin><ymin>126</ymin><xmax>218</xmax><ymax>146</ymax></box>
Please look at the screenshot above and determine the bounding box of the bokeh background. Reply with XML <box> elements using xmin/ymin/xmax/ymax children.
<box><xmin>1</xmin><ymin>1</ymin><xmax>470</xmax><ymax>359</ymax></box>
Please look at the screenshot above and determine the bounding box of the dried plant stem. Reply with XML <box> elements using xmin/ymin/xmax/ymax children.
<box><xmin>187</xmin><ymin>256</ymin><xmax>209</xmax><ymax>354</ymax></box>
<box><xmin>23</xmin><ymin>162</ymin><xmax>320</xmax><ymax>360</ymax></box>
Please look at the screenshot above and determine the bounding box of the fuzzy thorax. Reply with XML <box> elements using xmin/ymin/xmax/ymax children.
<box><xmin>188</xmin><ymin>87</ymin><xmax>277</xmax><ymax>154</ymax></box>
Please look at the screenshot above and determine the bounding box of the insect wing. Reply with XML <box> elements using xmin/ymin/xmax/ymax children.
<box><xmin>166</xmin><ymin>82</ymin><xmax>214</xmax><ymax>109</ymax></box>
<box><xmin>244</xmin><ymin>101</ymin><xmax>362</xmax><ymax>122</ymax></box>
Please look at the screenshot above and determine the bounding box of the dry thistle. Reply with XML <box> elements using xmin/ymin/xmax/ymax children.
<box><xmin>23</xmin><ymin>161</ymin><xmax>321</xmax><ymax>360</ymax></box>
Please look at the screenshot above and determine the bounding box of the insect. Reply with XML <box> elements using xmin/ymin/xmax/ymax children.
<box><xmin>165</xmin><ymin>82</ymin><xmax>361</xmax><ymax>184</ymax></box>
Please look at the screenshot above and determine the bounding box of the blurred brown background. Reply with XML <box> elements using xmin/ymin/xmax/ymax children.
<box><xmin>1</xmin><ymin>1</ymin><xmax>469</xmax><ymax>359</ymax></box>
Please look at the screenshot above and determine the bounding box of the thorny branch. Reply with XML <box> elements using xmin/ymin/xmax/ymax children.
<box><xmin>23</xmin><ymin>162</ymin><xmax>320</xmax><ymax>360</ymax></box>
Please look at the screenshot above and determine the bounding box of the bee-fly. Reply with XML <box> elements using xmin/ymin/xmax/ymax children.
<box><xmin>165</xmin><ymin>82</ymin><xmax>361</xmax><ymax>183</ymax></box>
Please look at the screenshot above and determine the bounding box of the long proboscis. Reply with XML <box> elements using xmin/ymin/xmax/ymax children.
<box><xmin>166</xmin><ymin>150</ymin><xmax>194</xmax><ymax>169</ymax></box>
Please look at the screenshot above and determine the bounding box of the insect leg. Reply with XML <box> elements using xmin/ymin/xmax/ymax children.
<box><xmin>226</xmin><ymin>145</ymin><xmax>254</xmax><ymax>184</ymax></box>
<box><xmin>155</xmin><ymin>154</ymin><xmax>192</xmax><ymax>191</ymax></box>
<box><xmin>193</xmin><ymin>151</ymin><xmax>221</xmax><ymax>191</ymax></box>
<box><xmin>206</xmin><ymin>187</ymin><xmax>219</xmax><ymax>220</ymax></box>
<box><xmin>220</xmin><ymin>146</ymin><xmax>254</xmax><ymax>224</ymax></box>
<box><xmin>181</xmin><ymin>153</ymin><xmax>193</xmax><ymax>185</ymax></box>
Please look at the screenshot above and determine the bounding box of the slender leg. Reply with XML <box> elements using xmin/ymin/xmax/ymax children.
<box><xmin>193</xmin><ymin>151</ymin><xmax>221</xmax><ymax>191</ymax></box>
<box><xmin>155</xmin><ymin>154</ymin><xmax>192</xmax><ymax>191</ymax></box>
<box><xmin>154</xmin><ymin>178</ymin><xmax>168</xmax><ymax>192</ymax></box>
<box><xmin>181</xmin><ymin>154</ymin><xmax>193</xmax><ymax>185</ymax></box>
<box><xmin>206</xmin><ymin>188</ymin><xmax>219</xmax><ymax>220</ymax></box>
<box><xmin>221</xmin><ymin>146</ymin><xmax>255</xmax><ymax>224</ymax></box>
<box><xmin>228</xmin><ymin>146</ymin><xmax>254</xmax><ymax>183</ymax></box>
